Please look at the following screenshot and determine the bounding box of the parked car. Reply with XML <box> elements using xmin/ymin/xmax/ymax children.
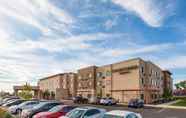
<box><xmin>103</xmin><ymin>110</ymin><xmax>142</xmax><ymax>118</ymax></box>
<box><xmin>8</xmin><ymin>100</ymin><xmax>40</xmax><ymax>114</ymax></box>
<box><xmin>0</xmin><ymin>97</ymin><xmax>20</xmax><ymax>106</ymax></box>
<box><xmin>2</xmin><ymin>99</ymin><xmax>26</xmax><ymax>107</ymax></box>
<box><xmin>33</xmin><ymin>105</ymin><xmax>76</xmax><ymax>118</ymax></box>
<box><xmin>128</xmin><ymin>99</ymin><xmax>144</xmax><ymax>108</ymax></box>
<box><xmin>60</xmin><ymin>107</ymin><xmax>106</xmax><ymax>118</ymax></box>
<box><xmin>73</xmin><ymin>96</ymin><xmax>88</xmax><ymax>104</ymax></box>
<box><xmin>21</xmin><ymin>101</ymin><xmax>63</xmax><ymax>118</ymax></box>
<box><xmin>100</xmin><ymin>97</ymin><xmax>118</xmax><ymax>105</ymax></box>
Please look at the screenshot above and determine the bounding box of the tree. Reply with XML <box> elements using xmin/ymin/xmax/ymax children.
<box><xmin>18</xmin><ymin>83</ymin><xmax>33</xmax><ymax>100</ymax></box>
<box><xmin>50</xmin><ymin>91</ymin><xmax>55</xmax><ymax>99</ymax></box>
<box><xmin>175</xmin><ymin>81</ymin><xmax>186</xmax><ymax>89</ymax></box>
<box><xmin>43</xmin><ymin>90</ymin><xmax>50</xmax><ymax>100</ymax></box>
<box><xmin>163</xmin><ymin>88</ymin><xmax>172</xmax><ymax>99</ymax></box>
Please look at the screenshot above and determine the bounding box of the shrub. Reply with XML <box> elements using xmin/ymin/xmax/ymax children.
<box><xmin>0</xmin><ymin>108</ymin><xmax>14</xmax><ymax>118</ymax></box>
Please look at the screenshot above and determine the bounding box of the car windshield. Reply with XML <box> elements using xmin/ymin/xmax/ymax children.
<box><xmin>49</xmin><ymin>105</ymin><xmax>63</xmax><ymax>112</ymax></box>
<box><xmin>66</xmin><ymin>109</ymin><xmax>85</xmax><ymax>118</ymax></box>
<box><xmin>33</xmin><ymin>102</ymin><xmax>46</xmax><ymax>109</ymax></box>
<box><xmin>18</xmin><ymin>101</ymin><xmax>37</xmax><ymax>107</ymax></box>
<box><xmin>103</xmin><ymin>114</ymin><xmax>123</xmax><ymax>118</ymax></box>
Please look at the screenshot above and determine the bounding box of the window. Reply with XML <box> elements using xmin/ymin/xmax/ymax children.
<box><xmin>63</xmin><ymin>106</ymin><xmax>75</xmax><ymax>113</ymax></box>
<box><xmin>97</xmin><ymin>72</ymin><xmax>102</xmax><ymax>77</ymax></box>
<box><xmin>66</xmin><ymin>109</ymin><xmax>85</xmax><ymax>118</ymax></box>
<box><xmin>141</xmin><ymin>78</ymin><xmax>144</xmax><ymax>85</ymax></box>
<box><xmin>78</xmin><ymin>76</ymin><xmax>82</xmax><ymax>80</ymax></box>
<box><xmin>126</xmin><ymin>114</ymin><xmax>138</xmax><ymax>118</ymax></box>
<box><xmin>140</xmin><ymin>94</ymin><xmax>144</xmax><ymax>100</ymax></box>
<box><xmin>141</xmin><ymin>66</ymin><xmax>144</xmax><ymax>73</ymax></box>
<box><xmin>89</xmin><ymin>73</ymin><xmax>92</xmax><ymax>78</ymax></box>
<box><xmin>83</xmin><ymin>109</ymin><xmax>100</xmax><ymax>117</ymax></box>
<box><xmin>106</xmin><ymin>71</ymin><xmax>111</xmax><ymax>76</ymax></box>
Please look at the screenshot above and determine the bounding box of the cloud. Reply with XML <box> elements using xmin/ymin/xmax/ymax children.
<box><xmin>100</xmin><ymin>43</ymin><xmax>173</xmax><ymax>57</ymax></box>
<box><xmin>157</xmin><ymin>56</ymin><xmax>186</xmax><ymax>69</ymax></box>
<box><xmin>0</xmin><ymin>0</ymin><xmax>74</xmax><ymax>36</ymax></box>
<box><xmin>112</xmin><ymin>0</ymin><xmax>167</xmax><ymax>27</ymax></box>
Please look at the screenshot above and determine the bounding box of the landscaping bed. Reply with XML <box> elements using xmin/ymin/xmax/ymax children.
<box><xmin>0</xmin><ymin>108</ymin><xmax>14</xmax><ymax>118</ymax></box>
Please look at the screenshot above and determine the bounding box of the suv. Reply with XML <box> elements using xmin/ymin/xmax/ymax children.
<box><xmin>128</xmin><ymin>99</ymin><xmax>144</xmax><ymax>108</ymax></box>
<box><xmin>73</xmin><ymin>96</ymin><xmax>88</xmax><ymax>104</ymax></box>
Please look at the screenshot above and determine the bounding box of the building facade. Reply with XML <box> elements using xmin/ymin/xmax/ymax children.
<box><xmin>77</xmin><ymin>66</ymin><xmax>97</xmax><ymax>98</ymax></box>
<box><xmin>162</xmin><ymin>70</ymin><xmax>173</xmax><ymax>92</ymax></box>
<box><xmin>38</xmin><ymin>73</ymin><xmax>77</xmax><ymax>100</ymax></box>
<box><xmin>37</xmin><ymin>58</ymin><xmax>172</xmax><ymax>104</ymax></box>
<box><xmin>76</xmin><ymin>58</ymin><xmax>172</xmax><ymax>104</ymax></box>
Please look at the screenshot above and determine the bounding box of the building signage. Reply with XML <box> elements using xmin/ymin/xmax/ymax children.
<box><xmin>113</xmin><ymin>65</ymin><xmax>138</xmax><ymax>73</ymax></box>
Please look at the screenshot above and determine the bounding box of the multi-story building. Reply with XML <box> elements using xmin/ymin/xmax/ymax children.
<box><xmin>37</xmin><ymin>58</ymin><xmax>172</xmax><ymax>104</ymax></box>
<box><xmin>163</xmin><ymin>70</ymin><xmax>173</xmax><ymax>92</ymax></box>
<box><xmin>77</xmin><ymin>58</ymin><xmax>172</xmax><ymax>104</ymax></box>
<box><xmin>38</xmin><ymin>73</ymin><xmax>77</xmax><ymax>100</ymax></box>
<box><xmin>77</xmin><ymin>66</ymin><xmax>97</xmax><ymax>98</ymax></box>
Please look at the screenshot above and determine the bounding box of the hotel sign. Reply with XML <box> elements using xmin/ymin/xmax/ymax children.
<box><xmin>113</xmin><ymin>65</ymin><xmax>138</xmax><ymax>73</ymax></box>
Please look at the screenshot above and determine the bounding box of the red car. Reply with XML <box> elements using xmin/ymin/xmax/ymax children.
<box><xmin>33</xmin><ymin>105</ymin><xmax>76</xmax><ymax>118</ymax></box>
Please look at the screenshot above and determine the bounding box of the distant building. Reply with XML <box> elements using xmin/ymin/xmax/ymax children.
<box><xmin>38</xmin><ymin>73</ymin><xmax>77</xmax><ymax>100</ymax></box>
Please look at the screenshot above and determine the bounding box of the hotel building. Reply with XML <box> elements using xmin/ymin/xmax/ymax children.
<box><xmin>38</xmin><ymin>73</ymin><xmax>77</xmax><ymax>100</ymax></box>
<box><xmin>37</xmin><ymin>58</ymin><xmax>172</xmax><ymax>104</ymax></box>
<box><xmin>77</xmin><ymin>58</ymin><xmax>172</xmax><ymax>104</ymax></box>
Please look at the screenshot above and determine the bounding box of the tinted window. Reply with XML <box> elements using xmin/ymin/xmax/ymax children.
<box><xmin>44</xmin><ymin>103</ymin><xmax>58</xmax><ymax>110</ymax></box>
<box><xmin>66</xmin><ymin>109</ymin><xmax>85</xmax><ymax>118</ymax></box>
<box><xmin>126</xmin><ymin>114</ymin><xmax>138</xmax><ymax>118</ymax></box>
<box><xmin>49</xmin><ymin>105</ymin><xmax>63</xmax><ymax>112</ymax></box>
<box><xmin>63</xmin><ymin>106</ymin><xmax>75</xmax><ymax>113</ymax></box>
<box><xmin>83</xmin><ymin>109</ymin><xmax>100</xmax><ymax>117</ymax></box>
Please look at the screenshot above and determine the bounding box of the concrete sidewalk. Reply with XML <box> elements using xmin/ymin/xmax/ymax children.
<box><xmin>145</xmin><ymin>100</ymin><xmax>186</xmax><ymax>110</ymax></box>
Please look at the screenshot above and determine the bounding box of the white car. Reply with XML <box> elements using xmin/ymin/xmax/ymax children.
<box><xmin>59</xmin><ymin>107</ymin><xmax>106</xmax><ymax>118</ymax></box>
<box><xmin>103</xmin><ymin>110</ymin><xmax>142</xmax><ymax>118</ymax></box>
<box><xmin>100</xmin><ymin>98</ymin><xmax>118</xmax><ymax>105</ymax></box>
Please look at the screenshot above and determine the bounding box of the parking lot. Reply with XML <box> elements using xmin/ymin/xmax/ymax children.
<box><xmin>75</xmin><ymin>104</ymin><xmax>186</xmax><ymax>118</ymax></box>
<box><xmin>1</xmin><ymin>97</ymin><xmax>186</xmax><ymax>118</ymax></box>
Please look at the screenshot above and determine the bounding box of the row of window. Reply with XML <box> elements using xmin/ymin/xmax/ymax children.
<box><xmin>141</xmin><ymin>66</ymin><xmax>162</xmax><ymax>77</ymax></box>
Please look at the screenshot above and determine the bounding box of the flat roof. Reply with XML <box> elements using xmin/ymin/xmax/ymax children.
<box><xmin>13</xmin><ymin>86</ymin><xmax>39</xmax><ymax>90</ymax></box>
<box><xmin>39</xmin><ymin>72</ymin><xmax>76</xmax><ymax>81</ymax></box>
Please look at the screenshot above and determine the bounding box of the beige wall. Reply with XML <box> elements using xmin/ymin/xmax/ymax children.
<box><xmin>77</xmin><ymin>66</ymin><xmax>97</xmax><ymax>98</ymax></box>
<box><xmin>38</xmin><ymin>73</ymin><xmax>77</xmax><ymax>99</ymax></box>
<box><xmin>38</xmin><ymin>75</ymin><xmax>61</xmax><ymax>93</ymax></box>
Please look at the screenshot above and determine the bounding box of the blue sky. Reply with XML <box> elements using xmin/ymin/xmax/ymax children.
<box><xmin>0</xmin><ymin>0</ymin><xmax>186</xmax><ymax>92</ymax></box>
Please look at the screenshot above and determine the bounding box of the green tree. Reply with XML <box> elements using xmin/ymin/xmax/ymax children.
<box><xmin>50</xmin><ymin>91</ymin><xmax>55</xmax><ymax>99</ymax></box>
<box><xmin>163</xmin><ymin>88</ymin><xmax>172</xmax><ymax>99</ymax></box>
<box><xmin>43</xmin><ymin>90</ymin><xmax>50</xmax><ymax>100</ymax></box>
<box><xmin>175</xmin><ymin>81</ymin><xmax>186</xmax><ymax>89</ymax></box>
<box><xmin>18</xmin><ymin>83</ymin><xmax>33</xmax><ymax>100</ymax></box>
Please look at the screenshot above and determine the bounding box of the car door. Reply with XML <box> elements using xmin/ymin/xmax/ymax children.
<box><xmin>82</xmin><ymin>109</ymin><xmax>101</xmax><ymax>118</ymax></box>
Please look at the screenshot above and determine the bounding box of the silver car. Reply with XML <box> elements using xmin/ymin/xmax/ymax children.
<box><xmin>60</xmin><ymin>107</ymin><xmax>106</xmax><ymax>118</ymax></box>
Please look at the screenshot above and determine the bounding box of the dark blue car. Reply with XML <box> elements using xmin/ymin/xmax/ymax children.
<box><xmin>128</xmin><ymin>99</ymin><xmax>144</xmax><ymax>108</ymax></box>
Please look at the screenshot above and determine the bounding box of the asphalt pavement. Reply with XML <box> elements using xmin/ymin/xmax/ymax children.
<box><xmin>76</xmin><ymin>104</ymin><xmax>186</xmax><ymax>118</ymax></box>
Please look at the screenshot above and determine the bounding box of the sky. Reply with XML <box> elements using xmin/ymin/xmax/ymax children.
<box><xmin>0</xmin><ymin>0</ymin><xmax>186</xmax><ymax>92</ymax></box>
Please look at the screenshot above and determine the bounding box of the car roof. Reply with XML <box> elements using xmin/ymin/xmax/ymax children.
<box><xmin>77</xmin><ymin>106</ymin><xmax>105</xmax><ymax>111</ymax></box>
<box><xmin>105</xmin><ymin>110</ymin><xmax>133</xmax><ymax>116</ymax></box>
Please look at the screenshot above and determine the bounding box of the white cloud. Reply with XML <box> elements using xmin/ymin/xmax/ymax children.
<box><xmin>157</xmin><ymin>56</ymin><xmax>186</xmax><ymax>69</ymax></box>
<box><xmin>101</xmin><ymin>43</ymin><xmax>172</xmax><ymax>57</ymax></box>
<box><xmin>112</xmin><ymin>0</ymin><xmax>166</xmax><ymax>27</ymax></box>
<box><xmin>0</xmin><ymin>0</ymin><xmax>74</xmax><ymax>36</ymax></box>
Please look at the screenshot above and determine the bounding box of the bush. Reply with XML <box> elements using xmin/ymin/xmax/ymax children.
<box><xmin>0</xmin><ymin>108</ymin><xmax>14</xmax><ymax>118</ymax></box>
